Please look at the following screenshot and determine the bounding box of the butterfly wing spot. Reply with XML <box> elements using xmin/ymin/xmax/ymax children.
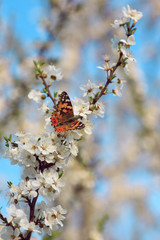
<box><xmin>51</xmin><ymin>112</ymin><xmax>59</xmax><ymax>126</ymax></box>
<box><xmin>68</xmin><ymin>109</ymin><xmax>72</xmax><ymax>113</ymax></box>
<box><xmin>61</xmin><ymin>108</ymin><xmax>69</xmax><ymax>113</ymax></box>
<box><xmin>55</xmin><ymin>126</ymin><xmax>69</xmax><ymax>132</ymax></box>
<box><xmin>51</xmin><ymin>117</ymin><xmax>57</xmax><ymax>126</ymax></box>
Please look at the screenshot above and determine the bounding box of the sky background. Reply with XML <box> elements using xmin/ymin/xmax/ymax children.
<box><xmin>0</xmin><ymin>0</ymin><xmax>160</xmax><ymax>239</ymax></box>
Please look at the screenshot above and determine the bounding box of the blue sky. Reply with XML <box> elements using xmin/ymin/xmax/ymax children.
<box><xmin>1</xmin><ymin>0</ymin><xmax>48</xmax><ymax>42</ymax></box>
<box><xmin>1</xmin><ymin>0</ymin><xmax>160</xmax><ymax>239</ymax></box>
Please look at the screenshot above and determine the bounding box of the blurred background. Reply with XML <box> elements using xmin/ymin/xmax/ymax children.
<box><xmin>0</xmin><ymin>0</ymin><xmax>160</xmax><ymax>239</ymax></box>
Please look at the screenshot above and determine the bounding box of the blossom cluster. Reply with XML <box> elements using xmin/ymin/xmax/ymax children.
<box><xmin>0</xmin><ymin>5</ymin><xmax>142</xmax><ymax>240</ymax></box>
<box><xmin>2</xmin><ymin>131</ymin><xmax>67</xmax><ymax>237</ymax></box>
<box><xmin>1</xmin><ymin>63</ymin><xmax>104</xmax><ymax>239</ymax></box>
<box><xmin>98</xmin><ymin>5</ymin><xmax>143</xmax><ymax>97</ymax></box>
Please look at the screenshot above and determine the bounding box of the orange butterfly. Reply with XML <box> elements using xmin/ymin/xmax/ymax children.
<box><xmin>50</xmin><ymin>91</ymin><xmax>85</xmax><ymax>132</ymax></box>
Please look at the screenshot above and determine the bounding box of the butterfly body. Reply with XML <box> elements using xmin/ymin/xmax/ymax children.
<box><xmin>50</xmin><ymin>91</ymin><xmax>85</xmax><ymax>132</ymax></box>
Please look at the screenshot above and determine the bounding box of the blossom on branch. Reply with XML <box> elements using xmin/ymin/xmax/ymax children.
<box><xmin>120</xmin><ymin>35</ymin><xmax>136</xmax><ymax>46</ymax></box>
<box><xmin>123</xmin><ymin>5</ymin><xmax>143</xmax><ymax>23</ymax></box>
<box><xmin>44</xmin><ymin>65</ymin><xmax>63</xmax><ymax>81</ymax></box>
<box><xmin>28</xmin><ymin>89</ymin><xmax>43</xmax><ymax>104</ymax></box>
<box><xmin>1</xmin><ymin>4</ymin><xmax>142</xmax><ymax>239</ymax></box>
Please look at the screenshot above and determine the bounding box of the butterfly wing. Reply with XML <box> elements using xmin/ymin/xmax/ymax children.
<box><xmin>51</xmin><ymin>91</ymin><xmax>74</xmax><ymax>127</ymax></box>
<box><xmin>55</xmin><ymin>120</ymin><xmax>85</xmax><ymax>132</ymax></box>
<box><xmin>51</xmin><ymin>91</ymin><xmax>85</xmax><ymax>132</ymax></box>
<box><xmin>57</xmin><ymin>91</ymin><xmax>74</xmax><ymax>120</ymax></box>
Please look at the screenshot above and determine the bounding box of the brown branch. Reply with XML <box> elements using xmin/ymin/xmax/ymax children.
<box><xmin>24</xmin><ymin>194</ymin><xmax>39</xmax><ymax>240</ymax></box>
<box><xmin>0</xmin><ymin>213</ymin><xmax>8</xmax><ymax>225</ymax></box>
<box><xmin>40</xmin><ymin>75</ymin><xmax>57</xmax><ymax>109</ymax></box>
<box><xmin>91</xmin><ymin>52</ymin><xmax>123</xmax><ymax>105</ymax></box>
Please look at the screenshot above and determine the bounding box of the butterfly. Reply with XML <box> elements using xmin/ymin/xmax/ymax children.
<box><xmin>50</xmin><ymin>91</ymin><xmax>85</xmax><ymax>132</ymax></box>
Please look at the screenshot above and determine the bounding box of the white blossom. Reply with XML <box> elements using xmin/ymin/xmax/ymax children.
<box><xmin>19</xmin><ymin>149</ymin><xmax>37</xmax><ymax>167</ymax></box>
<box><xmin>123</xmin><ymin>5</ymin><xmax>143</xmax><ymax>23</ymax></box>
<box><xmin>7</xmin><ymin>205</ymin><xmax>26</xmax><ymax>224</ymax></box>
<box><xmin>56</xmin><ymin>143</ymin><xmax>71</xmax><ymax>160</ymax></box>
<box><xmin>44</xmin><ymin>65</ymin><xmax>63</xmax><ymax>81</ymax></box>
<box><xmin>113</xmin><ymin>79</ymin><xmax>126</xmax><ymax>96</ymax></box>
<box><xmin>69</xmin><ymin>140</ymin><xmax>78</xmax><ymax>156</ymax></box>
<box><xmin>117</xmin><ymin>79</ymin><xmax>127</xmax><ymax>90</ymax></box>
<box><xmin>66</xmin><ymin>129</ymin><xmax>82</xmax><ymax>142</ymax></box>
<box><xmin>121</xmin><ymin>46</ymin><xmax>136</xmax><ymax>74</ymax></box>
<box><xmin>111</xmin><ymin>17</ymin><xmax>129</xmax><ymax>28</ymax></box>
<box><xmin>40</xmin><ymin>102</ymin><xmax>50</xmax><ymax>115</ymax></box>
<box><xmin>44</xmin><ymin>116</ymin><xmax>55</xmax><ymax>132</ymax></box>
<box><xmin>10</xmin><ymin>184</ymin><xmax>22</xmax><ymax>202</ymax></box>
<box><xmin>97</xmin><ymin>64</ymin><xmax>110</xmax><ymax>71</ymax></box>
<box><xmin>113</xmin><ymin>86</ymin><xmax>122</xmax><ymax>97</ymax></box>
<box><xmin>4</xmin><ymin>143</ymin><xmax>20</xmax><ymax>165</ymax></box>
<box><xmin>44</xmin><ymin>205</ymin><xmax>67</xmax><ymax>230</ymax></box>
<box><xmin>15</xmin><ymin>132</ymin><xmax>32</xmax><ymax>144</ymax></box>
<box><xmin>38</xmin><ymin>135</ymin><xmax>57</xmax><ymax>155</ymax></box>
<box><xmin>80</xmin><ymin>80</ymin><xmax>99</xmax><ymax>97</ymax></box>
<box><xmin>120</xmin><ymin>35</ymin><xmax>136</xmax><ymax>46</ymax></box>
<box><xmin>1</xmin><ymin>226</ymin><xmax>20</xmax><ymax>240</ymax></box>
<box><xmin>92</xmin><ymin>102</ymin><xmax>105</xmax><ymax>118</ymax></box>
<box><xmin>38</xmin><ymin>153</ymin><xmax>55</xmax><ymax>163</ymax></box>
<box><xmin>20</xmin><ymin>136</ymin><xmax>41</xmax><ymax>155</ymax></box>
<box><xmin>20</xmin><ymin>218</ymin><xmax>40</xmax><ymax>232</ymax></box>
<box><xmin>35</xmin><ymin>201</ymin><xmax>47</xmax><ymax>219</ymax></box>
<box><xmin>33</xmin><ymin>170</ymin><xmax>64</xmax><ymax>200</ymax></box>
<box><xmin>19</xmin><ymin>179</ymin><xmax>38</xmax><ymax>198</ymax></box>
<box><xmin>121</xmin><ymin>46</ymin><xmax>136</xmax><ymax>62</ymax></box>
<box><xmin>73</xmin><ymin>98</ymin><xmax>91</xmax><ymax>119</ymax></box>
<box><xmin>28</xmin><ymin>89</ymin><xmax>43</xmax><ymax>104</ymax></box>
<box><xmin>84</xmin><ymin>120</ymin><xmax>94</xmax><ymax>135</ymax></box>
<box><xmin>22</xmin><ymin>166</ymin><xmax>37</xmax><ymax>179</ymax></box>
<box><xmin>111</xmin><ymin>35</ymin><xmax>120</xmax><ymax>49</ymax></box>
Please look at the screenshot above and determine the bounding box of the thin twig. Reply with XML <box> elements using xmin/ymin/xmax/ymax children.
<box><xmin>92</xmin><ymin>52</ymin><xmax>123</xmax><ymax>105</ymax></box>
<box><xmin>40</xmin><ymin>75</ymin><xmax>57</xmax><ymax>108</ymax></box>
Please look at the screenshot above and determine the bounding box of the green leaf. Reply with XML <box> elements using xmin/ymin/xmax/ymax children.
<box><xmin>33</xmin><ymin>60</ymin><xmax>38</xmax><ymax>67</ymax></box>
<box><xmin>76</xmin><ymin>137</ymin><xmax>83</xmax><ymax>141</ymax></box>
<box><xmin>3</xmin><ymin>136</ymin><xmax>8</xmax><ymax>142</ymax></box>
<box><xmin>97</xmin><ymin>214</ymin><xmax>109</xmax><ymax>232</ymax></box>
<box><xmin>43</xmin><ymin>231</ymin><xmax>61</xmax><ymax>240</ymax></box>
<box><xmin>118</xmin><ymin>42</ymin><xmax>123</xmax><ymax>50</ymax></box>
<box><xmin>91</xmin><ymin>105</ymin><xmax>97</xmax><ymax>110</ymax></box>
<box><xmin>40</xmin><ymin>62</ymin><xmax>46</xmax><ymax>66</ymax></box>
<box><xmin>131</xmin><ymin>28</ymin><xmax>137</xmax><ymax>35</ymax></box>
<box><xmin>54</xmin><ymin>92</ymin><xmax>58</xmax><ymax>98</ymax></box>
<box><xmin>126</xmin><ymin>21</ymin><xmax>130</xmax><ymax>28</ymax></box>
<box><xmin>34</xmin><ymin>61</ymin><xmax>45</xmax><ymax>80</ymax></box>
<box><xmin>122</xmin><ymin>57</ymin><xmax>128</xmax><ymax>62</ymax></box>
<box><xmin>89</xmin><ymin>96</ymin><xmax>93</xmax><ymax>102</ymax></box>
<box><xmin>94</xmin><ymin>92</ymin><xmax>99</xmax><ymax>98</ymax></box>
<box><xmin>104</xmin><ymin>88</ymin><xmax>108</xmax><ymax>94</ymax></box>
<box><xmin>9</xmin><ymin>134</ymin><xmax>12</xmax><ymax>141</ymax></box>
<box><xmin>58</xmin><ymin>171</ymin><xmax>63</xmax><ymax>178</ymax></box>
<box><xmin>7</xmin><ymin>181</ymin><xmax>13</xmax><ymax>188</ymax></box>
<box><xmin>111</xmin><ymin>74</ymin><xmax>116</xmax><ymax>80</ymax></box>
<box><xmin>43</xmin><ymin>88</ymin><xmax>47</xmax><ymax>93</ymax></box>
